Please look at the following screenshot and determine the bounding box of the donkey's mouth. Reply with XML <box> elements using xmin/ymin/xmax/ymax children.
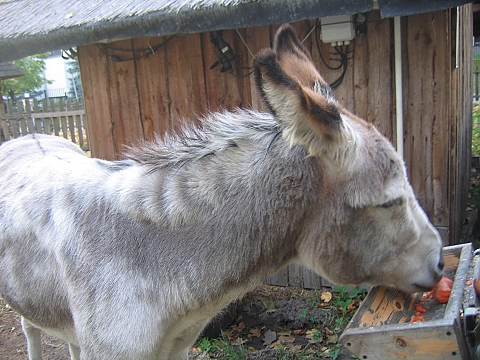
<box><xmin>411</xmin><ymin>283</ymin><xmax>435</xmax><ymax>293</ymax></box>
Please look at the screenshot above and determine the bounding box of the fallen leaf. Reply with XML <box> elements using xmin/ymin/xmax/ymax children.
<box><xmin>250</xmin><ymin>328</ymin><xmax>261</xmax><ymax>338</ymax></box>
<box><xmin>269</xmin><ymin>340</ymin><xmax>284</xmax><ymax>350</ymax></box>
<box><xmin>321</xmin><ymin>291</ymin><xmax>332</xmax><ymax>303</ymax></box>
<box><xmin>230</xmin><ymin>337</ymin><xmax>246</xmax><ymax>345</ymax></box>
<box><xmin>326</xmin><ymin>333</ymin><xmax>339</xmax><ymax>344</ymax></box>
<box><xmin>306</xmin><ymin>329</ymin><xmax>322</xmax><ymax>343</ymax></box>
<box><xmin>279</xmin><ymin>335</ymin><xmax>296</xmax><ymax>343</ymax></box>
<box><xmin>277</xmin><ymin>329</ymin><xmax>291</xmax><ymax>336</ymax></box>
<box><xmin>263</xmin><ymin>330</ymin><xmax>277</xmax><ymax>347</ymax></box>
<box><xmin>347</xmin><ymin>302</ymin><xmax>357</xmax><ymax>312</ymax></box>
<box><xmin>294</xmin><ymin>329</ymin><xmax>305</xmax><ymax>335</ymax></box>
<box><xmin>292</xmin><ymin>344</ymin><xmax>302</xmax><ymax>351</ymax></box>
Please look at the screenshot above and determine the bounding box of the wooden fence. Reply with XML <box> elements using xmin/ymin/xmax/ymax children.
<box><xmin>475</xmin><ymin>65</ymin><xmax>480</xmax><ymax>102</ymax></box>
<box><xmin>0</xmin><ymin>98</ymin><xmax>89</xmax><ymax>151</ymax></box>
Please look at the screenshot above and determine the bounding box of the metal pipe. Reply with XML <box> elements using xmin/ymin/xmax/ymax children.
<box><xmin>394</xmin><ymin>16</ymin><xmax>404</xmax><ymax>158</ymax></box>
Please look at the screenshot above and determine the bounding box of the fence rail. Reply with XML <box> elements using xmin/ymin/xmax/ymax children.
<box><xmin>0</xmin><ymin>98</ymin><xmax>89</xmax><ymax>151</ymax></box>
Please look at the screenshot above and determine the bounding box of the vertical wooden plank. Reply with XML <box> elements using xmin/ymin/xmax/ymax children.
<box><xmin>0</xmin><ymin>103</ymin><xmax>9</xmax><ymax>142</ymax></box>
<box><xmin>431</xmin><ymin>11</ymin><xmax>451</xmax><ymax>234</ymax></box>
<box><xmin>72</xmin><ymin>101</ymin><xmax>84</xmax><ymax>148</ymax></box>
<box><xmin>24</xmin><ymin>99</ymin><xmax>34</xmax><ymax>134</ymax></box>
<box><xmin>246</xmin><ymin>25</ymin><xmax>271</xmax><ymax>111</ymax></box>
<box><xmin>164</xmin><ymin>34</ymin><xmax>207</xmax><ymax>132</ymax></box>
<box><xmin>77</xmin><ymin>43</ymin><xmax>115</xmax><ymax>160</ymax></box>
<box><xmin>16</xmin><ymin>100</ymin><xmax>27</xmax><ymax>136</ymax></box>
<box><xmin>232</xmin><ymin>28</ymin><xmax>253</xmax><ymax>109</ymax></box>
<box><xmin>66</xmin><ymin>100</ymin><xmax>76</xmax><ymax>143</ymax></box>
<box><xmin>105</xmin><ymin>39</ymin><xmax>144</xmax><ymax>157</ymax></box>
<box><xmin>267</xmin><ymin>268</ymin><xmax>289</xmax><ymax>287</ymax></box>
<box><xmin>10</xmin><ymin>119</ymin><xmax>18</xmax><ymax>138</ymax></box>
<box><xmin>450</xmin><ymin>4</ymin><xmax>473</xmax><ymax>244</ymax></box>
<box><xmin>133</xmin><ymin>37</ymin><xmax>171</xmax><ymax>141</ymax></box>
<box><xmin>1</xmin><ymin>119</ymin><xmax>9</xmax><ymax>142</ymax></box>
<box><xmin>66</xmin><ymin>101</ymin><xmax>76</xmax><ymax>142</ymax></box>
<box><xmin>288</xmin><ymin>264</ymin><xmax>304</xmax><ymax>288</ymax></box>
<box><xmin>58</xmin><ymin>98</ymin><xmax>67</xmax><ymax>139</ymax></box>
<box><xmin>352</xmin><ymin>32</ymin><xmax>369</xmax><ymax>120</ymax></box>
<box><xmin>201</xmin><ymin>29</ymin><xmax>244</xmax><ymax>112</ymax></box>
<box><xmin>404</xmin><ymin>11</ymin><xmax>449</xmax><ymax>229</ymax></box>
<box><xmin>300</xmin><ymin>265</ymin><xmax>322</xmax><ymax>289</ymax></box>
<box><xmin>365</xmin><ymin>13</ymin><xmax>393</xmax><ymax>139</ymax></box>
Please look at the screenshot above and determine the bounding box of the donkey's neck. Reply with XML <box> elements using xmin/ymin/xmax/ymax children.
<box><xmin>100</xmin><ymin>136</ymin><xmax>320</xmax><ymax>298</ymax></box>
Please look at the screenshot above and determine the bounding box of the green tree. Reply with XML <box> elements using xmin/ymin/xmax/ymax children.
<box><xmin>66</xmin><ymin>59</ymin><xmax>83</xmax><ymax>101</ymax></box>
<box><xmin>0</xmin><ymin>53</ymin><xmax>52</xmax><ymax>102</ymax></box>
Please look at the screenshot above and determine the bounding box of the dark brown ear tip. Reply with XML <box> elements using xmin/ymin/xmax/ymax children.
<box><xmin>274</xmin><ymin>25</ymin><xmax>298</xmax><ymax>51</ymax></box>
<box><xmin>273</xmin><ymin>24</ymin><xmax>311</xmax><ymax>61</ymax></box>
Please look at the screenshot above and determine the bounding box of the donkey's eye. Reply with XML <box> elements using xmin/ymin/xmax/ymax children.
<box><xmin>378</xmin><ymin>197</ymin><xmax>404</xmax><ymax>208</ymax></box>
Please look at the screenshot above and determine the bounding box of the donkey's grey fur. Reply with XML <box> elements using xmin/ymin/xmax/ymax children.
<box><xmin>0</xmin><ymin>25</ymin><xmax>443</xmax><ymax>359</ymax></box>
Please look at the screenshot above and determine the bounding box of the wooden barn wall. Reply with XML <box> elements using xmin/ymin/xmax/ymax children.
<box><xmin>451</xmin><ymin>4</ymin><xmax>473</xmax><ymax>245</ymax></box>
<box><xmin>78</xmin><ymin>6</ymin><xmax>472</xmax><ymax>286</ymax></box>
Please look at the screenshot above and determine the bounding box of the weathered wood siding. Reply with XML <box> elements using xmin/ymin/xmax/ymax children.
<box><xmin>78</xmin><ymin>6</ymin><xmax>472</xmax><ymax>276</ymax></box>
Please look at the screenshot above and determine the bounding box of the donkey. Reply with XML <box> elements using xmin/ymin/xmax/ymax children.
<box><xmin>0</xmin><ymin>25</ymin><xmax>443</xmax><ymax>360</ymax></box>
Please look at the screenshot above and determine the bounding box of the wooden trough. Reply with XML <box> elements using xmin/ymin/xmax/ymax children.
<box><xmin>340</xmin><ymin>243</ymin><xmax>477</xmax><ymax>360</ymax></box>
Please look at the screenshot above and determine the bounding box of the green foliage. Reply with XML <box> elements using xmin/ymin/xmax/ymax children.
<box><xmin>194</xmin><ymin>333</ymin><xmax>247</xmax><ymax>359</ymax></box>
<box><xmin>0</xmin><ymin>53</ymin><xmax>52</xmax><ymax>101</ymax></box>
<box><xmin>333</xmin><ymin>285</ymin><xmax>367</xmax><ymax>316</ymax></box>
<box><xmin>65</xmin><ymin>59</ymin><xmax>83</xmax><ymax>100</ymax></box>
<box><xmin>473</xmin><ymin>105</ymin><xmax>480</xmax><ymax>156</ymax></box>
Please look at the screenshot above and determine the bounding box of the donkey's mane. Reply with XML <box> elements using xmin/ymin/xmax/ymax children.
<box><xmin>124</xmin><ymin>109</ymin><xmax>281</xmax><ymax>171</ymax></box>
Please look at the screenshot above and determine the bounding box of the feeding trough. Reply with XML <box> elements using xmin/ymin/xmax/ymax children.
<box><xmin>340</xmin><ymin>243</ymin><xmax>478</xmax><ymax>360</ymax></box>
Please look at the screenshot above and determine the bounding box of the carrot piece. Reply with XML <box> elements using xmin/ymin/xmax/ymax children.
<box><xmin>432</xmin><ymin>277</ymin><xmax>452</xmax><ymax>303</ymax></box>
<box><xmin>415</xmin><ymin>303</ymin><xmax>427</xmax><ymax>313</ymax></box>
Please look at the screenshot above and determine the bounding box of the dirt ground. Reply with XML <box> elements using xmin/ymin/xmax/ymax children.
<box><xmin>0</xmin><ymin>299</ymin><xmax>70</xmax><ymax>359</ymax></box>
<box><xmin>0</xmin><ymin>285</ymin><xmax>355</xmax><ymax>359</ymax></box>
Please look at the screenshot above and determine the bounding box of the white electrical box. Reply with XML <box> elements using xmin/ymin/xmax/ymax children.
<box><xmin>320</xmin><ymin>15</ymin><xmax>355</xmax><ymax>45</ymax></box>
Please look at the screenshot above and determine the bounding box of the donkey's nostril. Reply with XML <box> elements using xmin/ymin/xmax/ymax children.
<box><xmin>438</xmin><ymin>258</ymin><xmax>445</xmax><ymax>271</ymax></box>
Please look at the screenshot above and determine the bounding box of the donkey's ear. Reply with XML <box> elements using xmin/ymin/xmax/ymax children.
<box><xmin>253</xmin><ymin>25</ymin><xmax>350</xmax><ymax>156</ymax></box>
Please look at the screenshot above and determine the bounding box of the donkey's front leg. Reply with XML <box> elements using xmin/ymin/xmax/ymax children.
<box><xmin>167</xmin><ymin>319</ymin><xmax>209</xmax><ymax>360</ymax></box>
<box><xmin>21</xmin><ymin>317</ymin><xmax>42</xmax><ymax>360</ymax></box>
<box><xmin>68</xmin><ymin>343</ymin><xmax>80</xmax><ymax>360</ymax></box>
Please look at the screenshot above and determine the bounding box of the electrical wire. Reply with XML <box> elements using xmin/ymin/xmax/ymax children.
<box><xmin>314</xmin><ymin>19</ymin><xmax>354</xmax><ymax>89</ymax></box>
<box><xmin>209</xmin><ymin>31</ymin><xmax>252</xmax><ymax>78</ymax></box>
<box><xmin>95</xmin><ymin>36</ymin><xmax>176</xmax><ymax>62</ymax></box>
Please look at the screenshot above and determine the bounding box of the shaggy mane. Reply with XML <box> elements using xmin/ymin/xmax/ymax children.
<box><xmin>124</xmin><ymin>109</ymin><xmax>281</xmax><ymax>171</ymax></box>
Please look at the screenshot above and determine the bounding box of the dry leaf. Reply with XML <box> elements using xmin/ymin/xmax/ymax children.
<box><xmin>292</xmin><ymin>344</ymin><xmax>302</xmax><ymax>351</ymax></box>
<box><xmin>277</xmin><ymin>329</ymin><xmax>291</xmax><ymax>336</ymax></box>
<box><xmin>293</xmin><ymin>329</ymin><xmax>305</xmax><ymax>335</ymax></box>
<box><xmin>347</xmin><ymin>302</ymin><xmax>357</xmax><ymax>312</ymax></box>
<box><xmin>321</xmin><ymin>291</ymin><xmax>332</xmax><ymax>303</ymax></box>
<box><xmin>279</xmin><ymin>335</ymin><xmax>296</xmax><ymax>343</ymax></box>
<box><xmin>306</xmin><ymin>329</ymin><xmax>322</xmax><ymax>343</ymax></box>
<box><xmin>326</xmin><ymin>333</ymin><xmax>339</xmax><ymax>344</ymax></box>
<box><xmin>230</xmin><ymin>337</ymin><xmax>246</xmax><ymax>345</ymax></box>
<box><xmin>263</xmin><ymin>330</ymin><xmax>276</xmax><ymax>346</ymax></box>
<box><xmin>250</xmin><ymin>328</ymin><xmax>261</xmax><ymax>338</ymax></box>
<box><xmin>269</xmin><ymin>340</ymin><xmax>284</xmax><ymax>350</ymax></box>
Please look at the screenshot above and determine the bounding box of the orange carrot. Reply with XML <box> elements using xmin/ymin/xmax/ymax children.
<box><xmin>415</xmin><ymin>303</ymin><xmax>427</xmax><ymax>313</ymax></box>
<box><xmin>430</xmin><ymin>276</ymin><xmax>452</xmax><ymax>303</ymax></box>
